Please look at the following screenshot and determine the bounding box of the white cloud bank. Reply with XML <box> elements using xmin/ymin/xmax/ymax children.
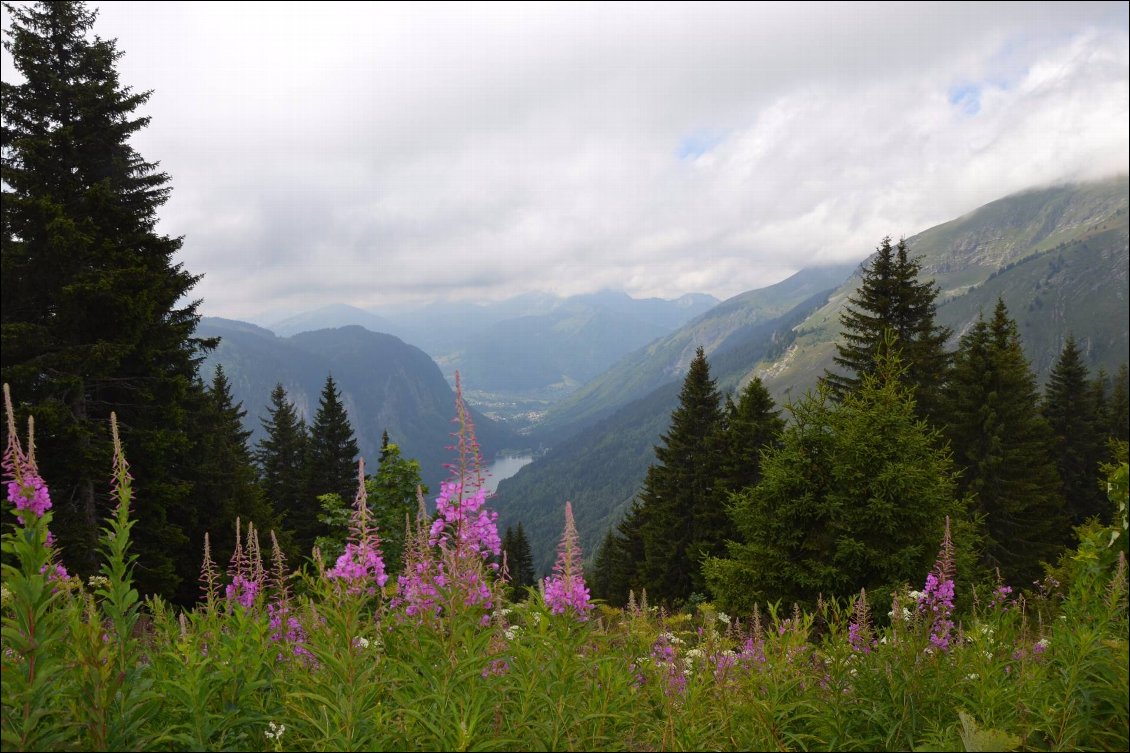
<box><xmin>13</xmin><ymin>1</ymin><xmax>1129</xmax><ymax>317</ymax></box>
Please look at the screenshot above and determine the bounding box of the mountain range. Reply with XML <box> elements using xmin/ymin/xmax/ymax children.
<box><xmin>494</xmin><ymin>177</ymin><xmax>1130</xmax><ymax>574</ymax></box>
<box><xmin>196</xmin><ymin>319</ymin><xmax>519</xmax><ymax>492</ymax></box>
<box><xmin>263</xmin><ymin>291</ymin><xmax>719</xmax><ymax>400</ymax></box>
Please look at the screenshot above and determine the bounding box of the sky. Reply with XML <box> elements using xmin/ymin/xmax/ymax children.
<box><xmin>4</xmin><ymin>2</ymin><xmax>1128</xmax><ymax>320</ymax></box>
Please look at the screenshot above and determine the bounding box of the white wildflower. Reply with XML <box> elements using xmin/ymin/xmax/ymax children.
<box><xmin>87</xmin><ymin>575</ymin><xmax>110</xmax><ymax>589</ymax></box>
<box><xmin>504</xmin><ymin>625</ymin><xmax>521</xmax><ymax>641</ymax></box>
<box><xmin>355</xmin><ymin>637</ymin><xmax>371</xmax><ymax>650</ymax></box>
<box><xmin>1036</xmin><ymin>638</ymin><xmax>1050</xmax><ymax>650</ymax></box>
<box><xmin>717</xmin><ymin>611</ymin><xmax>730</xmax><ymax>624</ymax></box>
<box><xmin>265</xmin><ymin>721</ymin><xmax>286</xmax><ymax>741</ymax></box>
<box><xmin>965</xmin><ymin>673</ymin><xmax>980</xmax><ymax>681</ymax></box>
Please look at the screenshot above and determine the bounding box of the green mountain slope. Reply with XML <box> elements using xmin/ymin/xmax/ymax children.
<box><xmin>533</xmin><ymin>264</ymin><xmax>856</xmax><ymax>442</ymax></box>
<box><xmin>759</xmin><ymin>177</ymin><xmax>1129</xmax><ymax>399</ymax></box>
<box><xmin>493</xmin><ymin>290</ymin><xmax>837</xmax><ymax>575</ymax></box>
<box><xmin>500</xmin><ymin>177</ymin><xmax>1129</xmax><ymax>574</ymax></box>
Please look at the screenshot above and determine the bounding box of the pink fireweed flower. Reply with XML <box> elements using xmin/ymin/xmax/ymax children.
<box><xmin>395</xmin><ymin>376</ymin><xmax>506</xmax><ymax>622</ymax></box>
<box><xmin>543</xmin><ymin>501</ymin><xmax>593</xmax><ymax>619</ymax></box>
<box><xmin>326</xmin><ymin>458</ymin><xmax>389</xmax><ymax>597</ymax></box>
<box><xmin>267</xmin><ymin>601</ymin><xmax>314</xmax><ymax>665</ymax></box>
<box><xmin>987</xmin><ymin>575</ymin><xmax>1014</xmax><ymax>610</ymax></box>
<box><xmin>7</xmin><ymin>474</ymin><xmax>51</xmax><ymax>522</ymax></box>
<box><xmin>649</xmin><ymin>632</ymin><xmax>687</xmax><ymax>697</ymax></box>
<box><xmin>429</xmin><ymin>482</ymin><xmax>501</xmax><ymax>562</ymax></box>
<box><xmin>917</xmin><ymin>517</ymin><xmax>956</xmax><ymax>651</ymax></box>
<box><xmin>326</xmin><ymin>541</ymin><xmax>389</xmax><ymax>595</ymax></box>
<box><xmin>39</xmin><ymin>561</ymin><xmax>70</xmax><ymax>585</ymax></box>
<box><xmin>226</xmin><ymin>573</ymin><xmax>259</xmax><ymax>608</ymax></box>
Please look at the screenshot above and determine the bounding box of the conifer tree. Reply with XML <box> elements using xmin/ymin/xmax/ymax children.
<box><xmin>1044</xmin><ymin>337</ymin><xmax>1109</xmax><ymax>526</ymax></box>
<box><xmin>1109</xmin><ymin>364</ymin><xmax>1130</xmax><ymax>443</ymax></box>
<box><xmin>184</xmin><ymin>366</ymin><xmax>281</xmax><ymax>603</ymax></box>
<box><xmin>1</xmin><ymin>1</ymin><xmax>213</xmax><ymax>596</ymax></box>
<box><xmin>718</xmin><ymin>376</ymin><xmax>785</xmax><ymax>493</ymax></box>
<box><xmin>637</xmin><ymin>346</ymin><xmax>724</xmax><ymax>604</ymax></box>
<box><xmin>256</xmin><ymin>383</ymin><xmax>312</xmax><ymax>549</ymax></box>
<box><xmin>945</xmin><ymin>300</ymin><xmax>1066</xmax><ymax>585</ymax></box>
<box><xmin>825</xmin><ymin>237</ymin><xmax>951</xmax><ymax>422</ymax></box>
<box><xmin>590</xmin><ymin>529</ymin><xmax>620</xmax><ymax>605</ymax></box>
<box><xmin>591</xmin><ymin>500</ymin><xmax>648</xmax><ymax>607</ymax></box>
<box><xmin>308</xmin><ymin>374</ymin><xmax>360</xmax><ymax>503</ymax></box>
<box><xmin>501</xmin><ymin>523</ymin><xmax>536</xmax><ymax>599</ymax></box>
<box><xmin>368</xmin><ymin>435</ymin><xmax>425</xmax><ymax>575</ymax></box>
<box><xmin>706</xmin><ymin>344</ymin><xmax>966</xmax><ymax>614</ymax></box>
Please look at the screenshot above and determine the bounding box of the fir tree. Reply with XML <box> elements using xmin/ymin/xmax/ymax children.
<box><xmin>637</xmin><ymin>346</ymin><xmax>724</xmax><ymax>605</ymax></box>
<box><xmin>501</xmin><ymin>522</ymin><xmax>536</xmax><ymax>599</ymax></box>
<box><xmin>1</xmin><ymin>1</ymin><xmax>214</xmax><ymax>596</ymax></box>
<box><xmin>368</xmin><ymin>436</ymin><xmax>425</xmax><ymax>575</ymax></box>
<box><xmin>825</xmin><ymin>237</ymin><xmax>951</xmax><ymax>422</ymax></box>
<box><xmin>308</xmin><ymin>374</ymin><xmax>360</xmax><ymax>503</ymax></box>
<box><xmin>591</xmin><ymin>500</ymin><xmax>648</xmax><ymax>607</ymax></box>
<box><xmin>1044</xmin><ymin>336</ymin><xmax>1109</xmax><ymax>526</ymax></box>
<box><xmin>945</xmin><ymin>300</ymin><xmax>1066</xmax><ymax>585</ymax></box>
<box><xmin>256</xmin><ymin>383</ymin><xmax>311</xmax><ymax>551</ymax></box>
<box><xmin>718</xmin><ymin>377</ymin><xmax>785</xmax><ymax>493</ymax></box>
<box><xmin>1108</xmin><ymin>364</ymin><xmax>1130</xmax><ymax>443</ymax></box>
<box><xmin>705</xmin><ymin>344</ymin><xmax>967</xmax><ymax>614</ymax></box>
<box><xmin>184</xmin><ymin>366</ymin><xmax>282</xmax><ymax>603</ymax></box>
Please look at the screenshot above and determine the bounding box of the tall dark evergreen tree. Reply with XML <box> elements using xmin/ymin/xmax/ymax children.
<box><xmin>591</xmin><ymin>499</ymin><xmax>649</xmax><ymax>607</ymax></box>
<box><xmin>1044</xmin><ymin>337</ymin><xmax>1109</xmax><ymax>526</ymax></box>
<box><xmin>637</xmin><ymin>346</ymin><xmax>724</xmax><ymax>604</ymax></box>
<box><xmin>1108</xmin><ymin>364</ymin><xmax>1130</xmax><ymax>443</ymax></box>
<box><xmin>825</xmin><ymin>237</ymin><xmax>951</xmax><ymax>422</ymax></box>
<box><xmin>501</xmin><ymin>523</ymin><xmax>536</xmax><ymax>599</ymax></box>
<box><xmin>706</xmin><ymin>345</ymin><xmax>968</xmax><ymax>614</ymax></box>
<box><xmin>308</xmin><ymin>374</ymin><xmax>360</xmax><ymax>502</ymax></box>
<box><xmin>185</xmin><ymin>366</ymin><xmax>281</xmax><ymax>603</ymax></box>
<box><xmin>256</xmin><ymin>383</ymin><xmax>312</xmax><ymax>551</ymax></box>
<box><xmin>718</xmin><ymin>377</ymin><xmax>785</xmax><ymax>494</ymax></box>
<box><xmin>945</xmin><ymin>300</ymin><xmax>1066</xmax><ymax>585</ymax></box>
<box><xmin>1</xmin><ymin>1</ymin><xmax>214</xmax><ymax>596</ymax></box>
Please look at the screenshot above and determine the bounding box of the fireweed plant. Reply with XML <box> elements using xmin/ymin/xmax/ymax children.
<box><xmin>1</xmin><ymin>380</ymin><xmax>1128</xmax><ymax>751</ymax></box>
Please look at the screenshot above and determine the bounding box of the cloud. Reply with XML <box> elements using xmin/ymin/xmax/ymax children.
<box><xmin>30</xmin><ymin>1</ymin><xmax>1129</xmax><ymax>317</ymax></box>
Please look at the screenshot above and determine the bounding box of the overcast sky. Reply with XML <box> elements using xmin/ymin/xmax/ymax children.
<box><xmin>6</xmin><ymin>2</ymin><xmax>1129</xmax><ymax>319</ymax></box>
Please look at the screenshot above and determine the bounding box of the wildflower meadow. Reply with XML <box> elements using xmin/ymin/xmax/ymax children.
<box><xmin>2</xmin><ymin>382</ymin><xmax>1127</xmax><ymax>752</ymax></box>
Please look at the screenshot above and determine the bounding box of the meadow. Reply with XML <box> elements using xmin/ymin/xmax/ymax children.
<box><xmin>3</xmin><ymin>389</ymin><xmax>1127</xmax><ymax>752</ymax></box>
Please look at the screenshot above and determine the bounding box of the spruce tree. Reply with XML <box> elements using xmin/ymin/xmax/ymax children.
<box><xmin>591</xmin><ymin>500</ymin><xmax>649</xmax><ymax>607</ymax></box>
<box><xmin>718</xmin><ymin>376</ymin><xmax>785</xmax><ymax>493</ymax></box>
<box><xmin>308</xmin><ymin>374</ymin><xmax>360</xmax><ymax>503</ymax></box>
<box><xmin>705</xmin><ymin>345</ymin><xmax>966</xmax><ymax>614</ymax></box>
<box><xmin>1109</xmin><ymin>364</ymin><xmax>1130</xmax><ymax>443</ymax></box>
<box><xmin>1</xmin><ymin>1</ymin><xmax>213</xmax><ymax>596</ymax></box>
<box><xmin>1044</xmin><ymin>336</ymin><xmax>1109</xmax><ymax>526</ymax></box>
<box><xmin>637</xmin><ymin>346</ymin><xmax>724</xmax><ymax>604</ymax></box>
<box><xmin>825</xmin><ymin>237</ymin><xmax>951</xmax><ymax>422</ymax></box>
<box><xmin>256</xmin><ymin>383</ymin><xmax>311</xmax><ymax>551</ymax></box>
<box><xmin>945</xmin><ymin>300</ymin><xmax>1066</xmax><ymax>585</ymax></box>
<box><xmin>368</xmin><ymin>436</ymin><xmax>425</xmax><ymax>575</ymax></box>
<box><xmin>501</xmin><ymin>523</ymin><xmax>536</xmax><ymax>599</ymax></box>
<box><xmin>185</xmin><ymin>366</ymin><xmax>281</xmax><ymax>603</ymax></box>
